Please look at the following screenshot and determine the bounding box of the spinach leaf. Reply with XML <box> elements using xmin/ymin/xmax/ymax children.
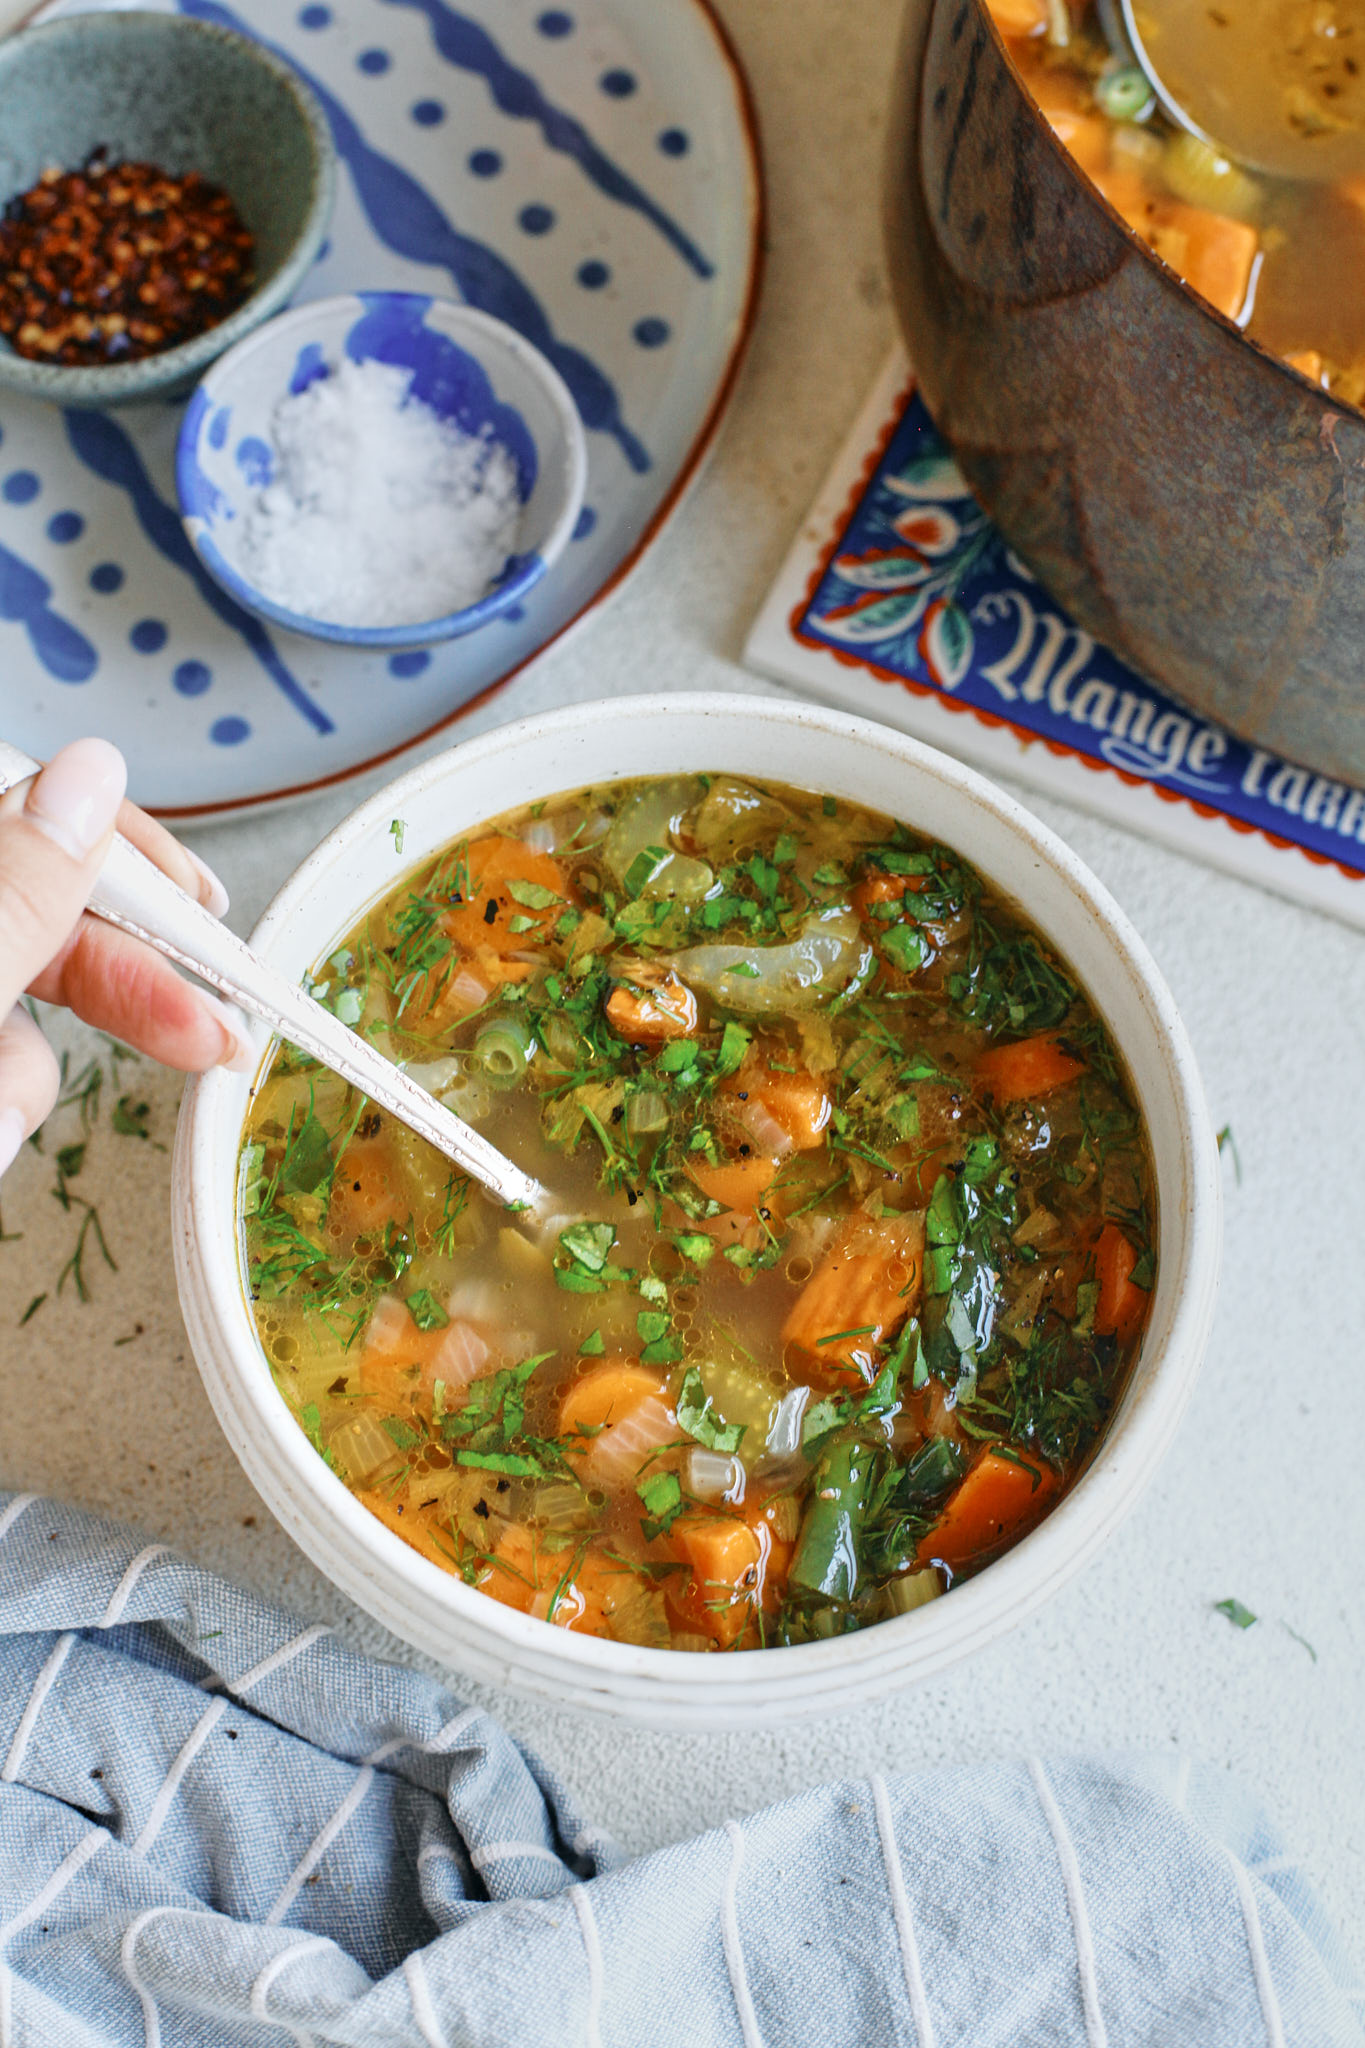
<box><xmin>951</xmin><ymin>930</ymin><xmax>1076</xmax><ymax>1036</ymax></box>
<box><xmin>923</xmin><ymin>1161</ymin><xmax>1014</xmax><ymax>1398</ymax></box>
<box><xmin>277</xmin><ymin>1113</ymin><xmax>335</xmax><ymax>1198</ymax></box>
<box><xmin>637</xmin><ymin>1469</ymin><xmax>684</xmax><ymax>1540</ymax></box>
<box><xmin>558</xmin><ymin>1221</ymin><xmax>617</xmax><ymax>1273</ymax></box>
<box><xmin>881</xmin><ymin>923</ymin><xmax>927</xmax><ymax>974</ymax></box>
<box><xmin>406</xmin><ymin>1288</ymin><xmax>449</xmax><ymax>1332</ymax></box>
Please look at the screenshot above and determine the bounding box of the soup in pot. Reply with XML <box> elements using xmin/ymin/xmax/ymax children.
<box><xmin>992</xmin><ymin>0</ymin><xmax>1365</xmax><ymax>404</ymax></box>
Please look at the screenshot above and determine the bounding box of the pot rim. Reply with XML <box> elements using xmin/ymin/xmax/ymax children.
<box><xmin>966</xmin><ymin>0</ymin><xmax>1356</xmax><ymax>415</ymax></box>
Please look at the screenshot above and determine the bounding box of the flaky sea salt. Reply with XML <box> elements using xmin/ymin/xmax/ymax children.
<box><xmin>235</xmin><ymin>356</ymin><xmax>522</xmax><ymax>628</ymax></box>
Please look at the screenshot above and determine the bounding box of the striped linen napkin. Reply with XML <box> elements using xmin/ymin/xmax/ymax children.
<box><xmin>0</xmin><ymin>1491</ymin><xmax>1359</xmax><ymax>2048</ymax></box>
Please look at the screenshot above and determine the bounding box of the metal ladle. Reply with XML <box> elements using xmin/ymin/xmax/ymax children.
<box><xmin>0</xmin><ymin>740</ymin><xmax>546</xmax><ymax>1215</ymax></box>
<box><xmin>1099</xmin><ymin>0</ymin><xmax>1365</xmax><ymax>180</ymax></box>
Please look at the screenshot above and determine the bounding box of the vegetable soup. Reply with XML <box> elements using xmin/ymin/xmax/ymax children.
<box><xmin>238</xmin><ymin>776</ymin><xmax>1157</xmax><ymax>1652</ymax></box>
<box><xmin>992</xmin><ymin>0</ymin><xmax>1365</xmax><ymax>403</ymax></box>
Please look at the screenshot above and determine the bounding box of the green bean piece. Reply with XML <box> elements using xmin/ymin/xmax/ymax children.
<box><xmin>475</xmin><ymin>1013</ymin><xmax>536</xmax><ymax>1089</ymax></box>
<box><xmin>788</xmin><ymin>1433</ymin><xmax>875</xmax><ymax>1604</ymax></box>
<box><xmin>1095</xmin><ymin>65</ymin><xmax>1153</xmax><ymax>123</ymax></box>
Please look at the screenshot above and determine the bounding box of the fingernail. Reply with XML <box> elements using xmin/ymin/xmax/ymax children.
<box><xmin>0</xmin><ymin>1106</ymin><xmax>25</xmax><ymax>1180</ymax></box>
<box><xmin>26</xmin><ymin>737</ymin><xmax>127</xmax><ymax>862</ymax></box>
<box><xmin>186</xmin><ymin>848</ymin><xmax>230</xmax><ymax>919</ymax></box>
<box><xmin>199</xmin><ymin>991</ymin><xmax>257</xmax><ymax>1075</ymax></box>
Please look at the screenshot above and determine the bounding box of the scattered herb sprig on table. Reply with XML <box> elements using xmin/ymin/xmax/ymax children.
<box><xmin>5</xmin><ymin>1031</ymin><xmax>157</xmax><ymax>1325</ymax></box>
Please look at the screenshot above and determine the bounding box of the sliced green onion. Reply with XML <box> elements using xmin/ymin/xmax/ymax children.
<box><xmin>883</xmin><ymin>1567</ymin><xmax>942</xmax><ymax>1617</ymax></box>
<box><xmin>475</xmin><ymin>1013</ymin><xmax>535</xmax><ymax>1088</ymax></box>
<box><xmin>1096</xmin><ymin>65</ymin><xmax>1153</xmax><ymax>123</ymax></box>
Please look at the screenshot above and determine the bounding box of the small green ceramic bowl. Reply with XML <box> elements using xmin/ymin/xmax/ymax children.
<box><xmin>0</xmin><ymin>10</ymin><xmax>335</xmax><ymax>408</ymax></box>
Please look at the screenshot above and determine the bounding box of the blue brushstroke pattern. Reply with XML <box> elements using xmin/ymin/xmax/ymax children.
<box><xmin>62</xmin><ymin>410</ymin><xmax>335</xmax><ymax>737</ymax></box>
<box><xmin>345</xmin><ymin>295</ymin><xmax>538</xmax><ymax>499</ymax></box>
<box><xmin>381</xmin><ymin>0</ymin><xmax>714</xmax><ymax>280</ymax></box>
<box><xmin>179</xmin><ymin>0</ymin><xmax>652</xmax><ymax>474</ymax></box>
<box><xmin>0</xmin><ymin>541</ymin><xmax>98</xmax><ymax>683</ymax></box>
<box><xmin>235</xmin><ymin>436</ymin><xmax>274</xmax><ymax>486</ymax></box>
<box><xmin>291</xmin><ymin>342</ymin><xmax>329</xmax><ymax>395</ymax></box>
<box><xmin>178</xmin><ymin>387</ymin><xmax>230</xmax><ymax>523</ymax></box>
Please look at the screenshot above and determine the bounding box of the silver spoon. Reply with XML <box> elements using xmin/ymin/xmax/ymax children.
<box><xmin>1099</xmin><ymin>0</ymin><xmax>1365</xmax><ymax>181</ymax></box>
<box><xmin>0</xmin><ymin>740</ymin><xmax>545</xmax><ymax>1215</ymax></box>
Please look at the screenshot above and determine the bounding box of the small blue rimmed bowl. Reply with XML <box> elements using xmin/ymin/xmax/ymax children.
<box><xmin>175</xmin><ymin>291</ymin><xmax>588</xmax><ymax>650</ymax></box>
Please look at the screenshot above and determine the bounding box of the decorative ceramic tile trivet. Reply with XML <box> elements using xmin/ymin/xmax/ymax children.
<box><xmin>746</xmin><ymin>351</ymin><xmax>1365</xmax><ymax>933</ymax></box>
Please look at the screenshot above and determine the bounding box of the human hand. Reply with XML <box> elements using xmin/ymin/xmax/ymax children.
<box><xmin>0</xmin><ymin>738</ymin><xmax>252</xmax><ymax>1179</ymax></box>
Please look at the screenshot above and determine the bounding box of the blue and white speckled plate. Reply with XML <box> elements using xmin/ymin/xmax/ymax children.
<box><xmin>3</xmin><ymin>0</ymin><xmax>761</xmax><ymax>817</ymax></box>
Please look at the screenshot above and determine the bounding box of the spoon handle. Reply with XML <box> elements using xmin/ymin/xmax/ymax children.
<box><xmin>0</xmin><ymin>741</ymin><xmax>543</xmax><ymax>1214</ymax></box>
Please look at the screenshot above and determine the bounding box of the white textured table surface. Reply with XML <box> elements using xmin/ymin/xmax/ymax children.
<box><xmin>1</xmin><ymin>0</ymin><xmax>1363</xmax><ymax>1975</ymax></box>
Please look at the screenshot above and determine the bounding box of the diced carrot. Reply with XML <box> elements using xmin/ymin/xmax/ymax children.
<box><xmin>1340</xmin><ymin>175</ymin><xmax>1365</xmax><ymax>219</ymax></box>
<box><xmin>666</xmin><ymin>1513</ymin><xmax>764</xmax><ymax>1648</ymax></box>
<box><xmin>853</xmin><ymin>869</ymin><xmax>924</xmax><ymax>920</ymax></box>
<box><xmin>916</xmin><ymin>1449</ymin><xmax>1057</xmax><ymax>1573</ymax></box>
<box><xmin>355</xmin><ymin>1486</ymin><xmax>457</xmax><ymax>1574</ymax></box>
<box><xmin>1093</xmin><ymin>1221</ymin><xmax>1149</xmax><ymax>1344</ymax></box>
<box><xmin>1042</xmin><ymin>108</ymin><xmax>1110</xmax><ymax>179</ymax></box>
<box><xmin>559</xmin><ymin>1362</ymin><xmax>677</xmax><ymax>1488</ymax></box>
<box><xmin>729</xmin><ymin>1056</ymin><xmax>832</xmax><ymax>1152</ymax></box>
<box><xmin>585</xmin><ymin>1396</ymin><xmax>678</xmax><ymax>1492</ymax></box>
<box><xmin>1166</xmin><ymin>206</ymin><xmax>1258</xmax><ymax>321</ymax></box>
<box><xmin>358</xmin><ymin>1295</ymin><xmax>490</xmax><ymax>1412</ymax></box>
<box><xmin>1092</xmin><ymin>169</ymin><xmax>1257</xmax><ymax>320</ymax></box>
<box><xmin>476</xmin><ymin>1527</ymin><xmax>619</xmax><ymax>1632</ymax></box>
<box><xmin>687</xmin><ymin>1153</ymin><xmax>779</xmax><ymax>1212</ymax></box>
<box><xmin>475</xmin><ymin>1526</ymin><xmax>544</xmax><ymax>1614</ymax></box>
<box><xmin>1285</xmin><ymin>349</ymin><xmax>1325</xmax><ymax>384</ymax></box>
<box><xmin>692</xmin><ymin>1205</ymin><xmax>758</xmax><ymax>1253</ymax></box>
<box><xmin>605</xmin><ymin>973</ymin><xmax>698</xmax><ymax>1043</ymax></box>
<box><xmin>743</xmin><ymin>1496</ymin><xmax>796</xmax><ymax>1610</ymax></box>
<box><xmin>984</xmin><ymin>0</ymin><xmax>1048</xmax><ymax>35</ymax></box>
<box><xmin>329</xmin><ymin>1132</ymin><xmax>405</xmax><ymax>1238</ymax></box>
<box><xmin>416</xmin><ymin>944</ymin><xmax>532</xmax><ymax>1028</ymax></box>
<box><xmin>558</xmin><ymin>1360</ymin><xmax>667</xmax><ymax>1436</ymax></box>
<box><xmin>974</xmin><ymin>1032</ymin><xmax>1086</xmax><ymax>1105</ymax></box>
<box><xmin>548</xmin><ymin>1550</ymin><xmax>629</xmax><ymax>1634</ymax></box>
<box><xmin>1024</xmin><ymin>63</ymin><xmax>1111</xmax><ymax>176</ymax></box>
<box><xmin>691</xmin><ymin>1055</ymin><xmax>818</xmax><ymax>1211</ymax></box>
<box><xmin>441</xmin><ymin>835</ymin><xmax>568</xmax><ymax>958</ymax></box>
<box><xmin>782</xmin><ymin>1211</ymin><xmax>926</xmax><ymax>1387</ymax></box>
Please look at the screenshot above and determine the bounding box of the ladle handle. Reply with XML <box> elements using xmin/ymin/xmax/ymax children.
<box><xmin>0</xmin><ymin>741</ymin><xmax>543</xmax><ymax>1213</ymax></box>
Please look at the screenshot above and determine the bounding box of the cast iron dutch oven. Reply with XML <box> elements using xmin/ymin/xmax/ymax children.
<box><xmin>884</xmin><ymin>0</ymin><xmax>1365</xmax><ymax>784</ymax></box>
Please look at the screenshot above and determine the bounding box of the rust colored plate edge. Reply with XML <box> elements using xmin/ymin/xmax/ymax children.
<box><xmin>11</xmin><ymin>0</ymin><xmax>766</xmax><ymax>824</ymax></box>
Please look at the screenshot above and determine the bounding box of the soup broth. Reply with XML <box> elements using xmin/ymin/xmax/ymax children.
<box><xmin>238</xmin><ymin>776</ymin><xmax>1157</xmax><ymax>1652</ymax></box>
<box><xmin>994</xmin><ymin>0</ymin><xmax>1365</xmax><ymax>403</ymax></box>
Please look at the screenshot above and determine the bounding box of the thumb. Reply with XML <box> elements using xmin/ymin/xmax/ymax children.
<box><xmin>0</xmin><ymin>738</ymin><xmax>127</xmax><ymax>1018</ymax></box>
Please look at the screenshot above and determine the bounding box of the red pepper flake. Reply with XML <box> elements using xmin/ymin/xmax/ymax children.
<box><xmin>0</xmin><ymin>147</ymin><xmax>254</xmax><ymax>366</ymax></box>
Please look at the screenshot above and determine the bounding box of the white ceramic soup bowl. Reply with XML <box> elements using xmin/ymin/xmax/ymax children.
<box><xmin>174</xmin><ymin>694</ymin><xmax>1221</xmax><ymax>1729</ymax></box>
